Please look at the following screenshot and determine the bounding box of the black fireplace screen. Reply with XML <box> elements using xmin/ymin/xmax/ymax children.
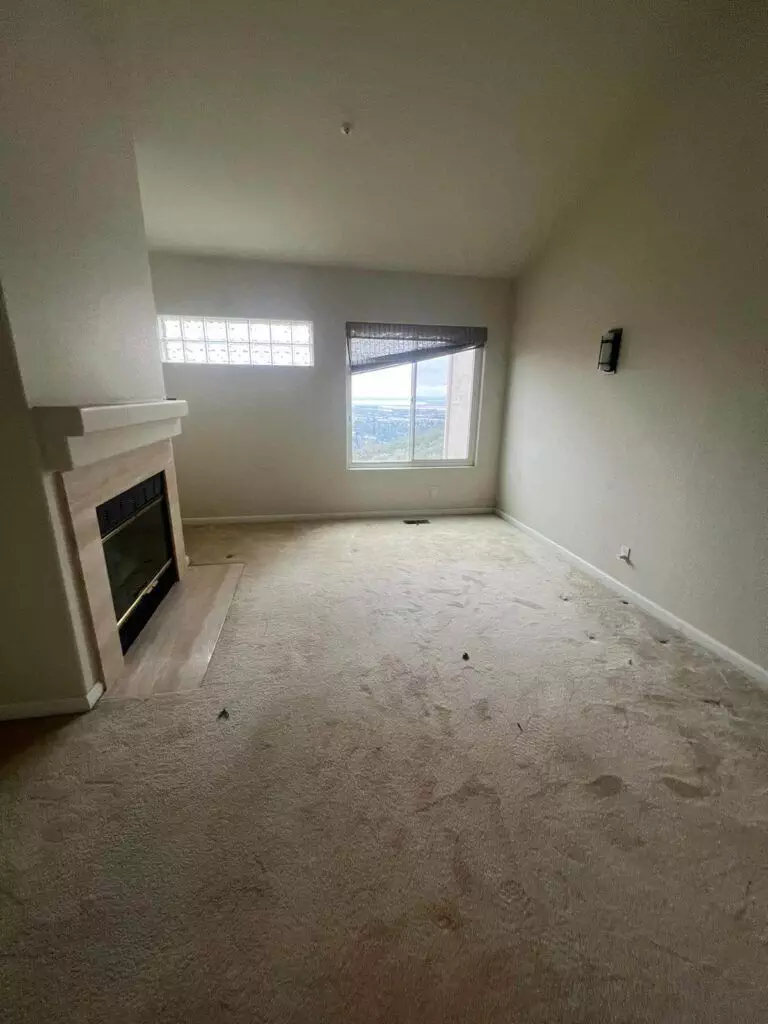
<box><xmin>97</xmin><ymin>472</ymin><xmax>178</xmax><ymax>653</ymax></box>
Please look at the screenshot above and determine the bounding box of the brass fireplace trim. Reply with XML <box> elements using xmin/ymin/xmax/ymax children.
<box><xmin>101</xmin><ymin>494</ymin><xmax>164</xmax><ymax>544</ymax></box>
<box><xmin>115</xmin><ymin>558</ymin><xmax>174</xmax><ymax>630</ymax></box>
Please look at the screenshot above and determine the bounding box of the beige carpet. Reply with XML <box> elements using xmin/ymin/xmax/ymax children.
<box><xmin>2</xmin><ymin>515</ymin><xmax>768</xmax><ymax>1022</ymax></box>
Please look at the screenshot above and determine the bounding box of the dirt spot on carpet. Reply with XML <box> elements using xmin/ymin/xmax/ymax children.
<box><xmin>497</xmin><ymin>877</ymin><xmax>537</xmax><ymax>919</ymax></box>
<box><xmin>563</xmin><ymin>844</ymin><xmax>588</xmax><ymax>864</ymax></box>
<box><xmin>473</xmin><ymin>698</ymin><xmax>492</xmax><ymax>722</ymax></box>
<box><xmin>359</xmin><ymin>683</ymin><xmax>372</xmax><ymax>694</ymax></box>
<box><xmin>417</xmin><ymin>778</ymin><xmax>512</xmax><ymax>851</ymax></box>
<box><xmin>734</xmin><ymin>880</ymin><xmax>753</xmax><ymax>920</ymax></box>
<box><xmin>587</xmin><ymin>774</ymin><xmax>623</xmax><ymax>798</ymax></box>
<box><xmin>453</xmin><ymin>778</ymin><xmax>499</xmax><ymax>804</ymax></box>
<box><xmin>644</xmin><ymin>693</ymin><xmax>679</xmax><ymax>707</ymax></box>
<box><xmin>690</xmin><ymin>741</ymin><xmax>722</xmax><ymax>775</ymax></box>
<box><xmin>673</xmin><ymin>666</ymin><xmax>704</xmax><ymax>688</ymax></box>
<box><xmin>612</xmin><ymin>832</ymin><xmax>647</xmax><ymax>851</ymax></box>
<box><xmin>511</xmin><ymin>597</ymin><xmax>543</xmax><ymax>610</ymax></box>
<box><xmin>432</xmin><ymin>904</ymin><xmax>462</xmax><ymax>931</ymax></box>
<box><xmin>433</xmin><ymin>704</ymin><xmax>454</xmax><ymax>736</ymax></box>
<box><xmin>700</xmin><ymin>696</ymin><xmax>734</xmax><ymax>710</ymax></box>
<box><xmin>389</xmin><ymin>826</ymin><xmax>407</xmax><ymax>852</ymax></box>
<box><xmin>451</xmin><ymin>835</ymin><xmax>474</xmax><ymax>895</ymax></box>
<box><xmin>677</xmin><ymin>727</ymin><xmax>722</xmax><ymax>779</ymax></box>
<box><xmin>416</xmin><ymin>777</ymin><xmax>438</xmax><ymax>812</ymax></box>
<box><xmin>662</xmin><ymin>776</ymin><xmax>707</xmax><ymax>799</ymax></box>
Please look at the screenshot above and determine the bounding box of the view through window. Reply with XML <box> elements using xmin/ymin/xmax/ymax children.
<box><xmin>350</xmin><ymin>349</ymin><xmax>479</xmax><ymax>464</ymax></box>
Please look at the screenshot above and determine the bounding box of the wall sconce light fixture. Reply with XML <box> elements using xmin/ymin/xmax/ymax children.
<box><xmin>597</xmin><ymin>327</ymin><xmax>623</xmax><ymax>374</ymax></box>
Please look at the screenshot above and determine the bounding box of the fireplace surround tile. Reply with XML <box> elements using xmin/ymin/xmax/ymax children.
<box><xmin>60</xmin><ymin>439</ymin><xmax>187</xmax><ymax>691</ymax></box>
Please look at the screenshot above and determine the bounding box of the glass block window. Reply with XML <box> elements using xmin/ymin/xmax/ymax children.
<box><xmin>158</xmin><ymin>316</ymin><xmax>314</xmax><ymax>367</ymax></box>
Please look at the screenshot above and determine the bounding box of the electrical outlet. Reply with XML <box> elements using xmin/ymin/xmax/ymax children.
<box><xmin>618</xmin><ymin>545</ymin><xmax>631</xmax><ymax>562</ymax></box>
<box><xmin>429</xmin><ymin>486</ymin><xmax>439</xmax><ymax>500</ymax></box>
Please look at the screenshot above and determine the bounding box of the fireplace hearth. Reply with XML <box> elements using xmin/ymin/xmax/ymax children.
<box><xmin>97</xmin><ymin>472</ymin><xmax>179</xmax><ymax>652</ymax></box>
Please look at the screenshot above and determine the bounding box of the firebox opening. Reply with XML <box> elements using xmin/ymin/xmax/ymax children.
<box><xmin>97</xmin><ymin>472</ymin><xmax>179</xmax><ymax>653</ymax></box>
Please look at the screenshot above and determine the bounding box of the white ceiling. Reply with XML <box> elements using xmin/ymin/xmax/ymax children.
<box><xmin>99</xmin><ymin>0</ymin><xmax>719</xmax><ymax>277</ymax></box>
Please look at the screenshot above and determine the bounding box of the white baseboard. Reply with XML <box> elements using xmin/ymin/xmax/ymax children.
<box><xmin>184</xmin><ymin>507</ymin><xmax>494</xmax><ymax>526</ymax></box>
<box><xmin>495</xmin><ymin>509</ymin><xmax>768</xmax><ymax>688</ymax></box>
<box><xmin>0</xmin><ymin>682</ymin><xmax>104</xmax><ymax>722</ymax></box>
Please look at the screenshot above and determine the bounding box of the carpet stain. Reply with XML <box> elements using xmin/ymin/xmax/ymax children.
<box><xmin>662</xmin><ymin>776</ymin><xmax>707</xmax><ymax>799</ymax></box>
<box><xmin>563</xmin><ymin>844</ymin><xmax>588</xmax><ymax>864</ymax></box>
<box><xmin>644</xmin><ymin>693</ymin><xmax>679</xmax><ymax>707</ymax></box>
<box><xmin>612</xmin><ymin>832</ymin><xmax>647</xmax><ymax>851</ymax></box>
<box><xmin>689</xmin><ymin>740</ymin><xmax>722</xmax><ymax>775</ymax></box>
<box><xmin>497</xmin><ymin>876</ymin><xmax>537</xmax><ymax>919</ymax></box>
<box><xmin>432</xmin><ymin>704</ymin><xmax>454</xmax><ymax>736</ymax></box>
<box><xmin>389</xmin><ymin>826</ymin><xmax>407</xmax><ymax>851</ymax></box>
<box><xmin>473</xmin><ymin>698</ymin><xmax>492</xmax><ymax>722</ymax></box>
<box><xmin>511</xmin><ymin>597</ymin><xmax>544</xmax><ymax>610</ymax></box>
<box><xmin>453</xmin><ymin>778</ymin><xmax>499</xmax><ymax>804</ymax></box>
<box><xmin>432</xmin><ymin>904</ymin><xmax>462</xmax><ymax>931</ymax></box>
<box><xmin>587</xmin><ymin>774</ymin><xmax>624</xmax><ymax>797</ymax></box>
<box><xmin>701</xmin><ymin>696</ymin><xmax>733</xmax><ymax>710</ymax></box>
<box><xmin>41</xmin><ymin>824</ymin><xmax>65</xmax><ymax>842</ymax></box>
<box><xmin>416</xmin><ymin>777</ymin><xmax>438</xmax><ymax>811</ymax></box>
<box><xmin>451</xmin><ymin>835</ymin><xmax>474</xmax><ymax>895</ymax></box>
<box><xmin>0</xmin><ymin>885</ymin><xmax>24</xmax><ymax>908</ymax></box>
<box><xmin>734</xmin><ymin>880</ymin><xmax>753</xmax><ymax>920</ymax></box>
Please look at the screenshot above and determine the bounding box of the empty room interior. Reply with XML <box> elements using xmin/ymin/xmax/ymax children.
<box><xmin>1</xmin><ymin>0</ymin><xmax>767</xmax><ymax>1019</ymax></box>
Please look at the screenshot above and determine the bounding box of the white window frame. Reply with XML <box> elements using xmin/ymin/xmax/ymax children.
<box><xmin>157</xmin><ymin>315</ymin><xmax>314</xmax><ymax>367</ymax></box>
<box><xmin>346</xmin><ymin>347</ymin><xmax>484</xmax><ymax>470</ymax></box>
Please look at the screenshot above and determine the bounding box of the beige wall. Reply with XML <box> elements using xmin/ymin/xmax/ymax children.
<box><xmin>0</xmin><ymin>0</ymin><xmax>167</xmax><ymax>711</ymax></box>
<box><xmin>153</xmin><ymin>255</ymin><xmax>510</xmax><ymax>518</ymax></box>
<box><xmin>0</xmin><ymin>294</ymin><xmax>94</xmax><ymax>705</ymax></box>
<box><xmin>498</xmin><ymin>20</ymin><xmax>768</xmax><ymax>671</ymax></box>
<box><xmin>0</xmin><ymin>0</ymin><xmax>164</xmax><ymax>407</ymax></box>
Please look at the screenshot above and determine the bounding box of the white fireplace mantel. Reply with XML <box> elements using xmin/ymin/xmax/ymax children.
<box><xmin>32</xmin><ymin>399</ymin><xmax>188</xmax><ymax>471</ymax></box>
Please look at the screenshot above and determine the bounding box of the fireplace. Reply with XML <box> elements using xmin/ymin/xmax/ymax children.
<box><xmin>97</xmin><ymin>472</ymin><xmax>179</xmax><ymax>653</ymax></box>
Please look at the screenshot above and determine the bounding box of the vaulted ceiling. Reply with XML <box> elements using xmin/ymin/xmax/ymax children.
<box><xmin>98</xmin><ymin>0</ymin><xmax>722</xmax><ymax>276</ymax></box>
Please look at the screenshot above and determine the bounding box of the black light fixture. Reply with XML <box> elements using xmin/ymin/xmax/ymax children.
<box><xmin>597</xmin><ymin>327</ymin><xmax>623</xmax><ymax>374</ymax></box>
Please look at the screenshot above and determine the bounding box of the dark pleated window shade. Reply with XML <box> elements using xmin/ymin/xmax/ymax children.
<box><xmin>346</xmin><ymin>321</ymin><xmax>487</xmax><ymax>374</ymax></box>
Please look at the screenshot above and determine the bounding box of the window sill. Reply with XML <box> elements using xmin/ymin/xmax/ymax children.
<box><xmin>347</xmin><ymin>462</ymin><xmax>476</xmax><ymax>471</ymax></box>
